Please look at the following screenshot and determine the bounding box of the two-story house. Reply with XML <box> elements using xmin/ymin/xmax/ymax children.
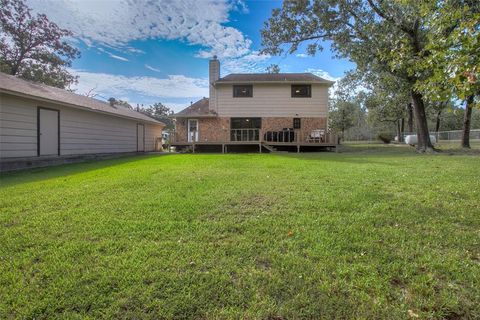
<box><xmin>170</xmin><ymin>57</ymin><xmax>336</xmax><ymax>152</ymax></box>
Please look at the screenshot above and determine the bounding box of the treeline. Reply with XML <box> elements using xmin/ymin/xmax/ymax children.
<box><xmin>262</xmin><ymin>0</ymin><xmax>479</xmax><ymax>151</ymax></box>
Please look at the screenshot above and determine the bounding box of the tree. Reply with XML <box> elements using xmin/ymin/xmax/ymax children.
<box><xmin>142</xmin><ymin>103</ymin><xmax>174</xmax><ymax>130</ymax></box>
<box><xmin>417</xmin><ymin>1</ymin><xmax>480</xmax><ymax>148</ymax></box>
<box><xmin>0</xmin><ymin>0</ymin><xmax>80</xmax><ymax>88</ymax></box>
<box><xmin>260</xmin><ymin>0</ymin><xmax>468</xmax><ymax>152</ymax></box>
<box><xmin>329</xmin><ymin>99</ymin><xmax>356</xmax><ymax>142</ymax></box>
<box><xmin>347</xmin><ymin>69</ymin><xmax>410</xmax><ymax>142</ymax></box>
<box><xmin>107</xmin><ymin>97</ymin><xmax>133</xmax><ymax>109</ymax></box>
<box><xmin>266</xmin><ymin>64</ymin><xmax>280</xmax><ymax>73</ymax></box>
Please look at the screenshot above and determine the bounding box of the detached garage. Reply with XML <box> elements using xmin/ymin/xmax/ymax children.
<box><xmin>0</xmin><ymin>72</ymin><xmax>164</xmax><ymax>171</ymax></box>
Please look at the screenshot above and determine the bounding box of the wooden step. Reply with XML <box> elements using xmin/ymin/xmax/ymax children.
<box><xmin>261</xmin><ymin>143</ymin><xmax>277</xmax><ymax>153</ymax></box>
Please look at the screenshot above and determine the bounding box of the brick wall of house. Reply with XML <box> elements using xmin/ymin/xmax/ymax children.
<box><xmin>174</xmin><ymin>117</ymin><xmax>230</xmax><ymax>143</ymax></box>
<box><xmin>174</xmin><ymin>117</ymin><xmax>327</xmax><ymax>143</ymax></box>
<box><xmin>199</xmin><ymin>118</ymin><xmax>230</xmax><ymax>142</ymax></box>
<box><xmin>174</xmin><ymin>118</ymin><xmax>188</xmax><ymax>142</ymax></box>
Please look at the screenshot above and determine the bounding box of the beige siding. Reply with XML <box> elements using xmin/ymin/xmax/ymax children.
<box><xmin>0</xmin><ymin>95</ymin><xmax>37</xmax><ymax>158</ymax></box>
<box><xmin>215</xmin><ymin>83</ymin><xmax>329</xmax><ymax>117</ymax></box>
<box><xmin>0</xmin><ymin>94</ymin><xmax>163</xmax><ymax>158</ymax></box>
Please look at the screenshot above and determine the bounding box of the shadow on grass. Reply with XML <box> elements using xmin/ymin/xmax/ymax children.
<box><xmin>277</xmin><ymin>143</ymin><xmax>479</xmax><ymax>165</ymax></box>
<box><xmin>0</xmin><ymin>154</ymin><xmax>170</xmax><ymax>187</ymax></box>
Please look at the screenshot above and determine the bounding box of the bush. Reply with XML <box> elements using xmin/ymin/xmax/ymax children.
<box><xmin>377</xmin><ymin>133</ymin><xmax>394</xmax><ymax>144</ymax></box>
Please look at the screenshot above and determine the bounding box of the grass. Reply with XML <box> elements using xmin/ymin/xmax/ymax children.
<box><xmin>1</xmin><ymin>144</ymin><xmax>479</xmax><ymax>319</ymax></box>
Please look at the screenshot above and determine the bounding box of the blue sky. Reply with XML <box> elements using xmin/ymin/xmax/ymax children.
<box><xmin>28</xmin><ymin>0</ymin><xmax>354</xmax><ymax>112</ymax></box>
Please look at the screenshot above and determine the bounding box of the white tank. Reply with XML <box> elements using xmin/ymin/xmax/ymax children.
<box><xmin>405</xmin><ymin>135</ymin><xmax>437</xmax><ymax>145</ymax></box>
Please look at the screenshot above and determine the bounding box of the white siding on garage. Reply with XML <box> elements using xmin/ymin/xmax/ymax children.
<box><xmin>0</xmin><ymin>94</ymin><xmax>163</xmax><ymax>158</ymax></box>
<box><xmin>0</xmin><ymin>95</ymin><xmax>37</xmax><ymax>158</ymax></box>
<box><xmin>215</xmin><ymin>83</ymin><xmax>329</xmax><ymax>117</ymax></box>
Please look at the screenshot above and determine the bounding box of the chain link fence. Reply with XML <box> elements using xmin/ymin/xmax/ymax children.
<box><xmin>344</xmin><ymin>129</ymin><xmax>480</xmax><ymax>143</ymax></box>
<box><xmin>434</xmin><ymin>129</ymin><xmax>480</xmax><ymax>141</ymax></box>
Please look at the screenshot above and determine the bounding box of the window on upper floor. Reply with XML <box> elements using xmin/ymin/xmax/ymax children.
<box><xmin>291</xmin><ymin>85</ymin><xmax>311</xmax><ymax>98</ymax></box>
<box><xmin>233</xmin><ymin>85</ymin><xmax>253</xmax><ymax>97</ymax></box>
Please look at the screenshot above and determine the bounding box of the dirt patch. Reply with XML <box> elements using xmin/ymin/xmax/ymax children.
<box><xmin>205</xmin><ymin>194</ymin><xmax>279</xmax><ymax>222</ymax></box>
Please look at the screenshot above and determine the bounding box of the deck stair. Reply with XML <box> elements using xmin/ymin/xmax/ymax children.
<box><xmin>261</xmin><ymin>142</ymin><xmax>278</xmax><ymax>153</ymax></box>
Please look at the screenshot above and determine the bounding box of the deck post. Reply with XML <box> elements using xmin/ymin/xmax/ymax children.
<box><xmin>259</xmin><ymin>143</ymin><xmax>262</xmax><ymax>153</ymax></box>
<box><xmin>222</xmin><ymin>144</ymin><xmax>225</xmax><ymax>154</ymax></box>
<box><xmin>192</xmin><ymin>142</ymin><xmax>195</xmax><ymax>153</ymax></box>
<box><xmin>297</xmin><ymin>145</ymin><xmax>300</xmax><ymax>153</ymax></box>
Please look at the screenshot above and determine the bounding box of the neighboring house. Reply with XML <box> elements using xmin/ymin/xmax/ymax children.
<box><xmin>171</xmin><ymin>57</ymin><xmax>336</xmax><ymax>152</ymax></box>
<box><xmin>0</xmin><ymin>72</ymin><xmax>164</xmax><ymax>170</ymax></box>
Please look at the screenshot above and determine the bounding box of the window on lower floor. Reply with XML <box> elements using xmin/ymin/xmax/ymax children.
<box><xmin>293</xmin><ymin>118</ymin><xmax>301</xmax><ymax>129</ymax></box>
<box><xmin>230</xmin><ymin>117</ymin><xmax>261</xmax><ymax>129</ymax></box>
<box><xmin>230</xmin><ymin>118</ymin><xmax>261</xmax><ymax>141</ymax></box>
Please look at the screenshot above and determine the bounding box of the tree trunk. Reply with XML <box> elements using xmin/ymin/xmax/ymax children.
<box><xmin>435</xmin><ymin>110</ymin><xmax>442</xmax><ymax>133</ymax></box>
<box><xmin>411</xmin><ymin>91</ymin><xmax>434</xmax><ymax>152</ymax></box>
<box><xmin>400</xmin><ymin>118</ymin><xmax>405</xmax><ymax>142</ymax></box>
<box><xmin>407</xmin><ymin>103</ymin><xmax>414</xmax><ymax>133</ymax></box>
<box><xmin>396</xmin><ymin>120</ymin><xmax>403</xmax><ymax>143</ymax></box>
<box><xmin>461</xmin><ymin>95</ymin><xmax>474</xmax><ymax>148</ymax></box>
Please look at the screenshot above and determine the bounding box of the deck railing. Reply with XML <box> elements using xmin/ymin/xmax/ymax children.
<box><xmin>167</xmin><ymin>129</ymin><xmax>337</xmax><ymax>145</ymax></box>
<box><xmin>230</xmin><ymin>129</ymin><xmax>260</xmax><ymax>142</ymax></box>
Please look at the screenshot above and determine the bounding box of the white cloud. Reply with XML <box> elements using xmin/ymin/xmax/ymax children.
<box><xmin>96</xmin><ymin>47</ymin><xmax>129</xmax><ymax>61</ymax></box>
<box><xmin>221</xmin><ymin>51</ymin><xmax>271</xmax><ymax>74</ymax></box>
<box><xmin>28</xmin><ymin>0</ymin><xmax>253</xmax><ymax>59</ymax></box>
<box><xmin>305</xmin><ymin>68</ymin><xmax>343</xmax><ymax>99</ymax></box>
<box><xmin>296</xmin><ymin>53</ymin><xmax>308</xmax><ymax>58</ymax></box>
<box><xmin>71</xmin><ymin>69</ymin><xmax>209</xmax><ymax>105</ymax></box>
<box><xmin>109</xmin><ymin>54</ymin><xmax>129</xmax><ymax>62</ymax></box>
<box><xmin>145</xmin><ymin>64</ymin><xmax>161</xmax><ymax>72</ymax></box>
<box><xmin>125</xmin><ymin>47</ymin><xmax>146</xmax><ymax>55</ymax></box>
<box><xmin>229</xmin><ymin>0</ymin><xmax>249</xmax><ymax>14</ymax></box>
<box><xmin>304</xmin><ymin>68</ymin><xmax>342</xmax><ymax>82</ymax></box>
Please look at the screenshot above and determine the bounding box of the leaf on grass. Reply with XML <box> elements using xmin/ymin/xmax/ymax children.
<box><xmin>408</xmin><ymin>310</ymin><xmax>419</xmax><ymax>318</ymax></box>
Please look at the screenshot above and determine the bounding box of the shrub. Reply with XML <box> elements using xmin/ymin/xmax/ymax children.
<box><xmin>377</xmin><ymin>133</ymin><xmax>394</xmax><ymax>144</ymax></box>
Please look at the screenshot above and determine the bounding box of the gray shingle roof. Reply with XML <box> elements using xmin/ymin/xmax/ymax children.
<box><xmin>0</xmin><ymin>72</ymin><xmax>164</xmax><ymax>125</ymax></box>
<box><xmin>216</xmin><ymin>73</ymin><xmax>334</xmax><ymax>84</ymax></box>
<box><xmin>172</xmin><ymin>98</ymin><xmax>217</xmax><ymax>118</ymax></box>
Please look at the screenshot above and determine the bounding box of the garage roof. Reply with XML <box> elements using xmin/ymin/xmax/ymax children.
<box><xmin>0</xmin><ymin>72</ymin><xmax>164</xmax><ymax>126</ymax></box>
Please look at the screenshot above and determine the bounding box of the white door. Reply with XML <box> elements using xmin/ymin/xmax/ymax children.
<box><xmin>188</xmin><ymin>119</ymin><xmax>198</xmax><ymax>142</ymax></box>
<box><xmin>137</xmin><ymin>124</ymin><xmax>145</xmax><ymax>152</ymax></box>
<box><xmin>39</xmin><ymin>108</ymin><xmax>59</xmax><ymax>156</ymax></box>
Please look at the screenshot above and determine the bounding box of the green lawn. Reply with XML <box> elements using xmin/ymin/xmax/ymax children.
<box><xmin>1</xmin><ymin>145</ymin><xmax>479</xmax><ymax>319</ymax></box>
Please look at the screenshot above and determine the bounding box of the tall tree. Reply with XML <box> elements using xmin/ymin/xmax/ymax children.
<box><xmin>266</xmin><ymin>64</ymin><xmax>280</xmax><ymax>73</ymax></box>
<box><xmin>142</xmin><ymin>103</ymin><xmax>174</xmax><ymax>130</ymax></box>
<box><xmin>261</xmin><ymin>0</ymin><xmax>462</xmax><ymax>152</ymax></box>
<box><xmin>329</xmin><ymin>99</ymin><xmax>356</xmax><ymax>142</ymax></box>
<box><xmin>0</xmin><ymin>0</ymin><xmax>80</xmax><ymax>88</ymax></box>
<box><xmin>108</xmin><ymin>97</ymin><xmax>133</xmax><ymax>109</ymax></box>
<box><xmin>417</xmin><ymin>0</ymin><xmax>480</xmax><ymax>148</ymax></box>
<box><xmin>347</xmin><ymin>69</ymin><xmax>410</xmax><ymax>142</ymax></box>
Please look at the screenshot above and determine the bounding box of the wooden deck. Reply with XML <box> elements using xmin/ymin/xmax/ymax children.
<box><xmin>168</xmin><ymin>129</ymin><xmax>338</xmax><ymax>153</ymax></box>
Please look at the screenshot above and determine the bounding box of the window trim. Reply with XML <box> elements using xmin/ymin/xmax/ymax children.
<box><xmin>291</xmin><ymin>84</ymin><xmax>312</xmax><ymax>98</ymax></box>
<box><xmin>233</xmin><ymin>85</ymin><xmax>253</xmax><ymax>98</ymax></box>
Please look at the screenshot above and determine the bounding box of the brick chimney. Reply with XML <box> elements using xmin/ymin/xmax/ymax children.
<box><xmin>209</xmin><ymin>55</ymin><xmax>220</xmax><ymax>112</ymax></box>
